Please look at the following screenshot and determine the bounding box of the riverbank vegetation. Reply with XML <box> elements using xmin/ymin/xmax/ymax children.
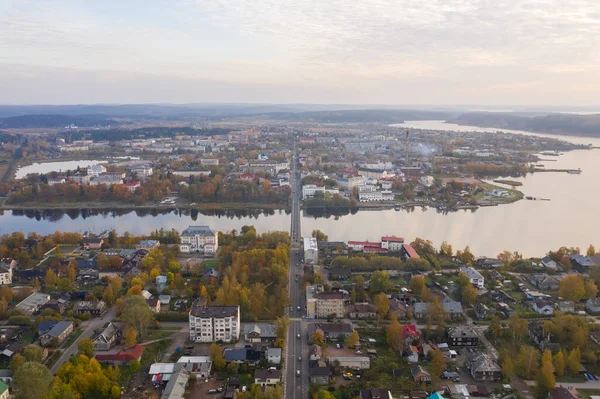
<box><xmin>493</xmin><ymin>179</ymin><xmax>523</xmax><ymax>187</ymax></box>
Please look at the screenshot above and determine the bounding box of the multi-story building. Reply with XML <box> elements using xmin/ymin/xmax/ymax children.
<box><xmin>87</xmin><ymin>164</ymin><xmax>107</xmax><ymax>177</ymax></box>
<box><xmin>316</xmin><ymin>291</ymin><xmax>345</xmax><ymax>318</ymax></box>
<box><xmin>306</xmin><ymin>285</ymin><xmax>323</xmax><ymax>318</ymax></box>
<box><xmin>180</xmin><ymin>226</ymin><xmax>218</xmax><ymax>254</ymax></box>
<box><xmin>0</xmin><ymin>259</ymin><xmax>15</xmax><ymax>285</ymax></box>
<box><xmin>302</xmin><ymin>184</ymin><xmax>340</xmax><ymax>200</ymax></box>
<box><xmin>304</xmin><ymin>237</ymin><xmax>318</xmax><ymax>265</ymax></box>
<box><xmin>248</xmin><ymin>161</ymin><xmax>289</xmax><ymax>175</ymax></box>
<box><xmin>200</xmin><ymin>158</ymin><xmax>219</xmax><ymax>166</ymax></box>
<box><xmin>460</xmin><ymin>267</ymin><xmax>485</xmax><ymax>289</ymax></box>
<box><xmin>69</xmin><ymin>174</ymin><xmax>91</xmax><ymax>184</ymax></box>
<box><xmin>189</xmin><ymin>299</ymin><xmax>240</xmax><ymax>343</ymax></box>
<box><xmin>381</xmin><ymin>236</ymin><xmax>404</xmax><ymax>252</ymax></box>
<box><xmin>130</xmin><ymin>165</ymin><xmax>153</xmax><ymax>177</ymax></box>
<box><xmin>358</xmin><ymin>190</ymin><xmax>394</xmax><ymax>202</ymax></box>
<box><xmin>337</xmin><ymin>176</ymin><xmax>365</xmax><ymax>191</ymax></box>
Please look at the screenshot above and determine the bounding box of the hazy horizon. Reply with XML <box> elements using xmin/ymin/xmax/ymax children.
<box><xmin>2</xmin><ymin>0</ymin><xmax>600</xmax><ymax>105</ymax></box>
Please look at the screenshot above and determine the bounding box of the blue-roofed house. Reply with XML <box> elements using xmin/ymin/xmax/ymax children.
<box><xmin>203</xmin><ymin>268</ymin><xmax>219</xmax><ymax>281</ymax></box>
<box><xmin>40</xmin><ymin>321</ymin><xmax>73</xmax><ymax>347</ymax></box>
<box><xmin>136</xmin><ymin>240</ymin><xmax>160</xmax><ymax>250</ymax></box>
<box><xmin>571</xmin><ymin>254</ymin><xmax>597</xmax><ymax>273</ymax></box>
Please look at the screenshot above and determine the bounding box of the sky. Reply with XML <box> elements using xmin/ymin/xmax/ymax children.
<box><xmin>1</xmin><ymin>0</ymin><xmax>600</xmax><ymax>106</ymax></box>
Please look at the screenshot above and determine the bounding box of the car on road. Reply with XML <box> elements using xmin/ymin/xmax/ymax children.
<box><xmin>297</xmin><ymin>306</ymin><xmax>301</xmax><ymax>311</ymax></box>
<box><xmin>298</xmin><ymin>356</ymin><xmax>302</xmax><ymax>362</ymax></box>
<box><xmin>297</xmin><ymin>333</ymin><xmax>300</xmax><ymax>339</ymax></box>
<box><xmin>296</xmin><ymin>370</ymin><xmax>300</xmax><ymax>377</ymax></box>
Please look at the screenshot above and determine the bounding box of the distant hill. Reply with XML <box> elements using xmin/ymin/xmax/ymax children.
<box><xmin>450</xmin><ymin>112</ymin><xmax>600</xmax><ymax>137</ymax></box>
<box><xmin>0</xmin><ymin>114</ymin><xmax>115</xmax><ymax>129</ymax></box>
<box><xmin>258</xmin><ymin>109</ymin><xmax>455</xmax><ymax>123</ymax></box>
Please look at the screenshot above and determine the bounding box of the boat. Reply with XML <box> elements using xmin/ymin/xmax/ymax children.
<box><xmin>567</xmin><ymin>169</ymin><xmax>582</xmax><ymax>174</ymax></box>
<box><xmin>394</xmin><ymin>205</ymin><xmax>401</xmax><ymax>211</ymax></box>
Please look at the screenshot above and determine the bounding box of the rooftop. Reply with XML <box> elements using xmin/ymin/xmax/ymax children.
<box><xmin>181</xmin><ymin>226</ymin><xmax>216</xmax><ymax>236</ymax></box>
<box><xmin>190</xmin><ymin>303</ymin><xmax>238</xmax><ymax>318</ymax></box>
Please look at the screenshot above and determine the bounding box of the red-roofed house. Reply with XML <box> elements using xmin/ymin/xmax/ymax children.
<box><xmin>381</xmin><ymin>236</ymin><xmax>405</xmax><ymax>251</ymax></box>
<box><xmin>363</xmin><ymin>244</ymin><xmax>388</xmax><ymax>254</ymax></box>
<box><xmin>402</xmin><ymin>244</ymin><xmax>420</xmax><ymax>259</ymax></box>
<box><xmin>239</xmin><ymin>174</ymin><xmax>255</xmax><ymax>181</ymax></box>
<box><xmin>122</xmin><ymin>182</ymin><xmax>140</xmax><ymax>193</ymax></box>
<box><xmin>403</xmin><ymin>325</ymin><xmax>421</xmax><ymax>347</ymax></box>
<box><xmin>348</xmin><ymin>241</ymin><xmax>375</xmax><ymax>251</ymax></box>
<box><xmin>95</xmin><ymin>344</ymin><xmax>145</xmax><ymax>365</ymax></box>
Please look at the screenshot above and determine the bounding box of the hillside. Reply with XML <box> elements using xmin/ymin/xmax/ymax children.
<box><xmin>450</xmin><ymin>112</ymin><xmax>600</xmax><ymax>137</ymax></box>
<box><xmin>0</xmin><ymin>114</ymin><xmax>115</xmax><ymax>129</ymax></box>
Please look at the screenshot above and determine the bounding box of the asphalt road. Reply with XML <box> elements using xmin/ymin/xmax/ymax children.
<box><xmin>284</xmin><ymin>146</ymin><xmax>309</xmax><ymax>399</ymax></box>
<box><xmin>50</xmin><ymin>307</ymin><xmax>117</xmax><ymax>374</ymax></box>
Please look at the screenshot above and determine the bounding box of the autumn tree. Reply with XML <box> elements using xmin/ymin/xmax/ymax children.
<box><xmin>489</xmin><ymin>316</ymin><xmax>502</xmax><ymax>340</ymax></box>
<box><xmin>97</xmin><ymin>253</ymin><xmax>109</xmax><ymax>269</ymax></box>
<box><xmin>0</xmin><ymin>285</ymin><xmax>13</xmax><ymax>301</ymax></box>
<box><xmin>0</xmin><ymin>297</ymin><xmax>7</xmax><ymax>320</ymax></box>
<box><xmin>103</xmin><ymin>284</ymin><xmax>115</xmax><ymax>306</ymax></box>
<box><xmin>559</xmin><ymin>274</ymin><xmax>590</xmax><ymax>302</ymax></box>
<box><xmin>517</xmin><ymin>345</ymin><xmax>539</xmax><ymax>379</ymax></box>
<box><xmin>554</xmin><ymin>350</ymin><xmax>566</xmax><ymax>377</ymax></box>
<box><xmin>345</xmin><ymin>330</ymin><xmax>360</xmax><ymax>348</ymax></box>
<box><xmin>110</xmin><ymin>276</ymin><xmax>123</xmax><ymax>295</ymax></box>
<box><xmin>44</xmin><ymin>269</ymin><xmax>58</xmax><ymax>288</ymax></box>
<box><xmin>124</xmin><ymin>327</ymin><xmax>137</xmax><ymax>347</ymax></box>
<box><xmin>23</xmin><ymin>344</ymin><xmax>44</xmax><ymax>362</ymax></box>
<box><xmin>370</xmin><ymin>270</ymin><xmax>391</xmax><ymax>294</ymax></box>
<box><xmin>77</xmin><ymin>338</ymin><xmax>94</xmax><ymax>358</ymax></box>
<box><xmin>275</xmin><ymin>316</ymin><xmax>290</xmax><ymax>339</ymax></box>
<box><xmin>408</xmin><ymin>276</ymin><xmax>430</xmax><ymax>300</ymax></box>
<box><xmin>502</xmin><ymin>357</ymin><xmax>515</xmax><ymax>379</ymax></box>
<box><xmin>587</xmin><ymin>245</ymin><xmax>596</xmax><ymax>257</ymax></box>
<box><xmin>311</xmin><ymin>330</ymin><xmax>325</xmax><ymax>346</ymax></box>
<box><xmin>210</xmin><ymin>343</ymin><xmax>226</xmax><ymax>371</ymax></box>
<box><xmin>508</xmin><ymin>314</ymin><xmax>527</xmax><ymax>344</ymax></box>
<box><xmin>374</xmin><ymin>293</ymin><xmax>390</xmax><ymax>318</ymax></box>
<box><xmin>121</xmin><ymin>295</ymin><xmax>154</xmax><ymax>339</ymax></box>
<box><xmin>585</xmin><ymin>280</ymin><xmax>598</xmax><ymax>299</ymax></box>
<box><xmin>430</xmin><ymin>348</ymin><xmax>446</xmax><ymax>381</ymax></box>
<box><xmin>13</xmin><ymin>361</ymin><xmax>52</xmax><ymax>399</ymax></box>
<box><xmin>566</xmin><ymin>347</ymin><xmax>581</xmax><ymax>375</ymax></box>
<box><xmin>311</xmin><ymin>230</ymin><xmax>328</xmax><ymax>242</ymax></box>
<box><xmin>386</xmin><ymin>318</ymin><xmax>404</xmax><ymax>352</ymax></box>
<box><xmin>439</xmin><ymin>241</ymin><xmax>453</xmax><ymax>257</ymax></box>
<box><xmin>536</xmin><ymin>350</ymin><xmax>556</xmax><ymax>399</ymax></box>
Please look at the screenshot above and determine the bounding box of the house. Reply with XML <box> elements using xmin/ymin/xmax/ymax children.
<box><xmin>381</xmin><ymin>236</ymin><xmax>405</xmax><ymax>251</ymax></box>
<box><xmin>0</xmin><ymin>370</ymin><xmax>12</xmax><ymax>385</ymax></box>
<box><xmin>254</xmin><ymin>369</ymin><xmax>281</xmax><ymax>387</ymax></box>
<box><xmin>147</xmin><ymin>298</ymin><xmax>161</xmax><ymax>313</ymax></box>
<box><xmin>541</xmin><ymin>256</ymin><xmax>559</xmax><ymax>270</ymax></box>
<box><xmin>40</xmin><ymin>321</ymin><xmax>73</xmax><ymax>347</ymax></box>
<box><xmin>327</xmin><ymin>356</ymin><xmax>370</xmax><ymax>369</ymax></box>
<box><xmin>475</xmin><ymin>257</ymin><xmax>504</xmax><ymax>269</ymax></box>
<box><xmin>447</xmin><ymin>325</ymin><xmax>479</xmax><ymax>346</ymax></box>
<box><xmin>347</xmin><ymin>303</ymin><xmax>377</xmax><ymax>319</ymax></box>
<box><xmin>95</xmin><ymin>344</ymin><xmax>145</xmax><ymax>365</ymax></box>
<box><xmin>528</xmin><ymin>274</ymin><xmax>561</xmax><ymax>291</ymax></box>
<box><xmin>93</xmin><ymin>322</ymin><xmax>123</xmax><ymax>351</ymax></box>
<box><xmin>403</xmin><ymin>325</ymin><xmax>421</xmax><ymax>347</ymax></box>
<box><xmin>475</xmin><ymin>303</ymin><xmax>490</xmax><ymax>320</ymax></box>
<box><xmin>309</xmin><ymin>344</ymin><xmax>322</xmax><ymax>361</ymax></box>
<box><xmin>160</xmin><ymin>364</ymin><xmax>190</xmax><ymax>399</ymax></box>
<box><xmin>0</xmin><ymin>259</ymin><xmax>15</xmax><ymax>285</ymax></box>
<box><xmin>407</xmin><ymin>346</ymin><xmax>419</xmax><ymax>364</ymax></box>
<box><xmin>40</xmin><ymin>299</ymin><xmax>65</xmax><ymax>315</ymax></box>
<box><xmin>243</xmin><ymin>323</ymin><xmax>277</xmax><ymax>343</ymax></box>
<box><xmin>570</xmin><ymin>254</ymin><xmax>596</xmax><ymax>273</ymax></box>
<box><xmin>266</xmin><ymin>348</ymin><xmax>282</xmax><ymax>365</ymax></box>
<box><xmin>411</xmin><ymin>365</ymin><xmax>431</xmax><ymax>382</ymax></box>
<box><xmin>549</xmin><ymin>387</ymin><xmax>579</xmax><ymax>399</ymax></box>
<box><xmin>308</xmin><ymin>322</ymin><xmax>354</xmax><ymax>340</ymax></box>
<box><xmin>16</xmin><ymin>292</ymin><xmax>51</xmax><ymax>314</ymax></box>
<box><xmin>82</xmin><ymin>237</ymin><xmax>104</xmax><ymax>250</ymax></box>
<box><xmin>176</xmin><ymin>356</ymin><xmax>212</xmax><ymax>378</ymax></box>
<box><xmin>180</xmin><ymin>226</ymin><xmax>219</xmax><ymax>254</ymax></box>
<box><xmin>315</xmin><ymin>291</ymin><xmax>345</xmax><ymax>318</ymax></box>
<box><xmin>189</xmin><ymin>300</ymin><xmax>240</xmax><ymax>343</ymax></box>
<box><xmin>158</xmin><ymin>295</ymin><xmax>171</xmax><ymax>306</ymax></box>
<box><xmin>309</xmin><ymin>364</ymin><xmax>331</xmax><ymax>385</ymax></box>
<box><xmin>156</xmin><ymin>275</ymin><xmax>167</xmax><ymax>285</ymax></box>
<box><xmin>555</xmin><ymin>301</ymin><xmax>575</xmax><ymax>314</ymax></box>
<box><xmin>586</xmin><ymin>298</ymin><xmax>600</xmax><ymax>314</ymax></box>
<box><xmin>532</xmin><ymin>300</ymin><xmax>554</xmax><ymax>316</ymax></box>
<box><xmin>73</xmin><ymin>300</ymin><xmax>106</xmax><ymax>316</ymax></box>
<box><xmin>136</xmin><ymin>240</ymin><xmax>160</xmax><ymax>250</ymax></box>
<box><xmin>414</xmin><ymin>297</ymin><xmax>463</xmax><ymax>320</ymax></box>
<box><xmin>466</xmin><ymin>353</ymin><xmax>501</xmax><ymax>381</ymax></box>
<box><xmin>527</xmin><ymin>322</ymin><xmax>559</xmax><ymax>351</ymax></box>
<box><xmin>402</xmin><ymin>244</ymin><xmax>420</xmax><ymax>260</ymax></box>
<box><xmin>0</xmin><ymin>381</ymin><xmax>8</xmax><ymax>399</ymax></box>
<box><xmin>460</xmin><ymin>267</ymin><xmax>484</xmax><ymax>289</ymax></box>
<box><xmin>318</xmin><ymin>242</ymin><xmax>348</xmax><ymax>257</ymax></box>
<box><xmin>360</xmin><ymin>389</ymin><xmax>393</xmax><ymax>399</ymax></box>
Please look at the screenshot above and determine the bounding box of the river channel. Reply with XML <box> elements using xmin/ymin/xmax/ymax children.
<box><xmin>2</xmin><ymin>121</ymin><xmax>599</xmax><ymax>257</ymax></box>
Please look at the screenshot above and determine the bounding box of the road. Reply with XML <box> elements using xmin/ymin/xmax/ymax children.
<box><xmin>284</xmin><ymin>144</ymin><xmax>309</xmax><ymax>399</ymax></box>
<box><xmin>50</xmin><ymin>307</ymin><xmax>117</xmax><ymax>374</ymax></box>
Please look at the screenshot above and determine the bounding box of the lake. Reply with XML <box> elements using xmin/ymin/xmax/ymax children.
<box><xmin>2</xmin><ymin>121</ymin><xmax>600</xmax><ymax>257</ymax></box>
<box><xmin>15</xmin><ymin>160</ymin><xmax>103</xmax><ymax>179</ymax></box>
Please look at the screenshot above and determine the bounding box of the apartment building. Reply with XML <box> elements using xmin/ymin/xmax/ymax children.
<box><xmin>316</xmin><ymin>291</ymin><xmax>345</xmax><ymax>318</ymax></box>
<box><xmin>180</xmin><ymin>226</ymin><xmax>218</xmax><ymax>254</ymax></box>
<box><xmin>189</xmin><ymin>300</ymin><xmax>240</xmax><ymax>343</ymax></box>
<box><xmin>304</xmin><ymin>237</ymin><xmax>318</xmax><ymax>265</ymax></box>
<box><xmin>302</xmin><ymin>184</ymin><xmax>340</xmax><ymax>200</ymax></box>
<box><xmin>358</xmin><ymin>190</ymin><xmax>394</xmax><ymax>202</ymax></box>
<box><xmin>0</xmin><ymin>259</ymin><xmax>15</xmax><ymax>285</ymax></box>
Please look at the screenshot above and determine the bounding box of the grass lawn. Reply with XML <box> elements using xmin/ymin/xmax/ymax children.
<box><xmin>202</xmin><ymin>259</ymin><xmax>218</xmax><ymax>269</ymax></box>
<box><xmin>578</xmin><ymin>389</ymin><xmax>600</xmax><ymax>399</ymax></box>
<box><xmin>61</xmin><ymin>329</ymin><xmax>83</xmax><ymax>349</ymax></box>
<box><xmin>145</xmin><ymin>329</ymin><xmax>177</xmax><ymax>341</ymax></box>
<box><xmin>141</xmin><ymin>339</ymin><xmax>172</xmax><ymax>367</ymax></box>
<box><xmin>21</xmin><ymin>329</ymin><xmax>37</xmax><ymax>345</ymax></box>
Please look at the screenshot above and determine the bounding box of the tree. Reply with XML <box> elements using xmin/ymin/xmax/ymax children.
<box><xmin>408</xmin><ymin>276</ymin><xmax>427</xmax><ymax>299</ymax></box>
<box><xmin>461</xmin><ymin>284</ymin><xmax>478</xmax><ymax>307</ymax></box>
<box><xmin>97</xmin><ymin>253</ymin><xmax>109</xmax><ymax>269</ymax></box>
<box><xmin>489</xmin><ymin>315</ymin><xmax>502</xmax><ymax>340</ymax></box>
<box><xmin>374</xmin><ymin>293</ymin><xmax>390</xmax><ymax>318</ymax></box>
<box><xmin>566</xmin><ymin>347</ymin><xmax>581</xmax><ymax>375</ymax></box>
<box><xmin>0</xmin><ymin>297</ymin><xmax>8</xmax><ymax>320</ymax></box>
<box><xmin>370</xmin><ymin>270</ymin><xmax>391</xmax><ymax>294</ymax></box>
<box><xmin>44</xmin><ymin>269</ymin><xmax>58</xmax><ymax>288</ymax></box>
<box><xmin>124</xmin><ymin>327</ymin><xmax>137</xmax><ymax>347</ymax></box>
<box><xmin>0</xmin><ymin>285</ymin><xmax>13</xmax><ymax>301</ymax></box>
<box><xmin>536</xmin><ymin>350</ymin><xmax>556</xmax><ymax>398</ymax></box>
<box><xmin>13</xmin><ymin>361</ymin><xmax>52</xmax><ymax>399</ymax></box>
<box><xmin>585</xmin><ymin>280</ymin><xmax>598</xmax><ymax>299</ymax></box>
<box><xmin>587</xmin><ymin>245</ymin><xmax>596</xmax><ymax>257</ymax></box>
<box><xmin>311</xmin><ymin>230</ymin><xmax>328</xmax><ymax>242</ymax></box>
<box><xmin>517</xmin><ymin>346</ymin><xmax>539</xmax><ymax>379</ymax></box>
<box><xmin>554</xmin><ymin>350</ymin><xmax>566</xmax><ymax>377</ymax></box>
<box><xmin>110</xmin><ymin>276</ymin><xmax>123</xmax><ymax>295</ymax></box>
<box><xmin>508</xmin><ymin>314</ymin><xmax>527</xmax><ymax>344</ymax></box>
<box><xmin>559</xmin><ymin>274</ymin><xmax>587</xmax><ymax>302</ymax></box>
<box><xmin>345</xmin><ymin>330</ymin><xmax>360</xmax><ymax>348</ymax></box>
<box><xmin>121</xmin><ymin>295</ymin><xmax>154</xmax><ymax>339</ymax></box>
<box><xmin>77</xmin><ymin>338</ymin><xmax>94</xmax><ymax>358</ymax></box>
<box><xmin>275</xmin><ymin>316</ymin><xmax>290</xmax><ymax>339</ymax></box>
<box><xmin>502</xmin><ymin>357</ymin><xmax>515</xmax><ymax>378</ymax></box>
<box><xmin>386</xmin><ymin>318</ymin><xmax>404</xmax><ymax>352</ymax></box>
<box><xmin>430</xmin><ymin>348</ymin><xmax>446</xmax><ymax>381</ymax></box>
<box><xmin>23</xmin><ymin>344</ymin><xmax>44</xmax><ymax>362</ymax></box>
<box><xmin>439</xmin><ymin>241</ymin><xmax>453</xmax><ymax>256</ymax></box>
<box><xmin>210</xmin><ymin>343</ymin><xmax>226</xmax><ymax>371</ymax></box>
<box><xmin>103</xmin><ymin>284</ymin><xmax>115</xmax><ymax>306</ymax></box>
<box><xmin>10</xmin><ymin>354</ymin><xmax>26</xmax><ymax>372</ymax></box>
<box><xmin>311</xmin><ymin>330</ymin><xmax>325</xmax><ymax>346</ymax></box>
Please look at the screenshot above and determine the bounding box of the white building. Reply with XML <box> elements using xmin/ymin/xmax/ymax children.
<box><xmin>180</xmin><ymin>226</ymin><xmax>218</xmax><ymax>254</ymax></box>
<box><xmin>358</xmin><ymin>190</ymin><xmax>394</xmax><ymax>202</ymax></box>
<box><xmin>491</xmin><ymin>189</ymin><xmax>509</xmax><ymax>197</ymax></box>
<box><xmin>419</xmin><ymin>175</ymin><xmax>434</xmax><ymax>187</ymax></box>
<box><xmin>0</xmin><ymin>259</ymin><xmax>15</xmax><ymax>285</ymax></box>
<box><xmin>357</xmin><ymin>185</ymin><xmax>376</xmax><ymax>193</ymax></box>
<box><xmin>87</xmin><ymin>164</ymin><xmax>107</xmax><ymax>177</ymax></box>
<box><xmin>304</xmin><ymin>237</ymin><xmax>318</xmax><ymax>265</ymax></box>
<box><xmin>302</xmin><ymin>184</ymin><xmax>340</xmax><ymax>200</ymax></box>
<box><xmin>266</xmin><ymin>348</ymin><xmax>282</xmax><ymax>365</ymax></box>
<box><xmin>172</xmin><ymin>170</ymin><xmax>211</xmax><ymax>178</ymax></box>
<box><xmin>381</xmin><ymin>236</ymin><xmax>404</xmax><ymax>252</ymax></box>
<box><xmin>200</xmin><ymin>158</ymin><xmax>219</xmax><ymax>166</ymax></box>
<box><xmin>189</xmin><ymin>300</ymin><xmax>240</xmax><ymax>343</ymax></box>
<box><xmin>460</xmin><ymin>267</ymin><xmax>485</xmax><ymax>289</ymax></box>
<box><xmin>131</xmin><ymin>165</ymin><xmax>153</xmax><ymax>177</ymax></box>
<box><xmin>361</xmin><ymin>161</ymin><xmax>393</xmax><ymax>170</ymax></box>
<box><xmin>16</xmin><ymin>292</ymin><xmax>51</xmax><ymax>314</ymax></box>
<box><xmin>337</xmin><ymin>176</ymin><xmax>365</xmax><ymax>191</ymax></box>
<box><xmin>70</xmin><ymin>175</ymin><xmax>91</xmax><ymax>184</ymax></box>
<box><xmin>47</xmin><ymin>178</ymin><xmax>66</xmax><ymax>186</ymax></box>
